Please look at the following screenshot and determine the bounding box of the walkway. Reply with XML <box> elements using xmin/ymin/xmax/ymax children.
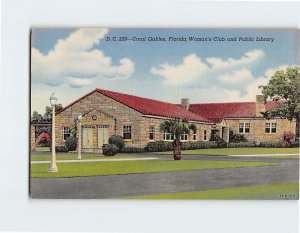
<box><xmin>31</xmin><ymin>157</ymin><xmax>159</xmax><ymax>164</ymax></box>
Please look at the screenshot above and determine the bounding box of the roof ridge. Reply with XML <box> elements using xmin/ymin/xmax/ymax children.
<box><xmin>190</xmin><ymin>101</ymin><xmax>255</xmax><ymax>105</ymax></box>
<box><xmin>95</xmin><ymin>88</ymin><xmax>178</xmax><ymax>105</ymax></box>
<box><xmin>190</xmin><ymin>100</ymin><xmax>285</xmax><ymax>105</ymax></box>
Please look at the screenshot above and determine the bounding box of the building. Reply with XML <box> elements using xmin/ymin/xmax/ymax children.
<box><xmin>188</xmin><ymin>95</ymin><xmax>296</xmax><ymax>143</ymax></box>
<box><xmin>30</xmin><ymin>88</ymin><xmax>296</xmax><ymax>152</ymax></box>
<box><xmin>53</xmin><ymin>88</ymin><xmax>213</xmax><ymax>152</ymax></box>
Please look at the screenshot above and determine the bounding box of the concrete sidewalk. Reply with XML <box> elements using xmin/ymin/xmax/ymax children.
<box><xmin>31</xmin><ymin>157</ymin><xmax>159</xmax><ymax>164</ymax></box>
<box><xmin>229</xmin><ymin>153</ymin><xmax>299</xmax><ymax>157</ymax></box>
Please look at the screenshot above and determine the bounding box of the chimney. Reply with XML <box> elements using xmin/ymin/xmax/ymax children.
<box><xmin>181</xmin><ymin>98</ymin><xmax>190</xmax><ymax>110</ymax></box>
<box><xmin>256</xmin><ymin>95</ymin><xmax>266</xmax><ymax>117</ymax></box>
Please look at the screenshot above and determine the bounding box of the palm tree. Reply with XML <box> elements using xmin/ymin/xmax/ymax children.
<box><xmin>160</xmin><ymin>119</ymin><xmax>196</xmax><ymax>160</ymax></box>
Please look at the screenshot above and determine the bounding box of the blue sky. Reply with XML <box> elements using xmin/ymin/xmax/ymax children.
<box><xmin>31</xmin><ymin>28</ymin><xmax>297</xmax><ymax>114</ymax></box>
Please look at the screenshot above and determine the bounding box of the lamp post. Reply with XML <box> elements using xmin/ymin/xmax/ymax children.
<box><xmin>77</xmin><ymin>112</ymin><xmax>82</xmax><ymax>160</ymax></box>
<box><xmin>227</xmin><ymin>123</ymin><xmax>230</xmax><ymax>147</ymax></box>
<box><xmin>49</xmin><ymin>92</ymin><xmax>58</xmax><ymax>172</ymax></box>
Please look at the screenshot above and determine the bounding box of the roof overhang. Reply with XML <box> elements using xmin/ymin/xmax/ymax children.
<box><xmin>142</xmin><ymin>114</ymin><xmax>214</xmax><ymax>124</ymax></box>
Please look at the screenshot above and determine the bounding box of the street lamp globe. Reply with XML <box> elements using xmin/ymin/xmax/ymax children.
<box><xmin>49</xmin><ymin>92</ymin><xmax>57</xmax><ymax>106</ymax></box>
<box><xmin>77</xmin><ymin>112</ymin><xmax>82</xmax><ymax>121</ymax></box>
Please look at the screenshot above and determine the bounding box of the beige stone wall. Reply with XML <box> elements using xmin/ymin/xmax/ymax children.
<box><xmin>55</xmin><ymin>91</ymin><xmax>212</xmax><ymax>150</ymax></box>
<box><xmin>56</xmin><ymin>91</ymin><xmax>145</xmax><ymax>149</ymax></box>
<box><xmin>139</xmin><ymin>117</ymin><xmax>212</xmax><ymax>147</ymax></box>
<box><xmin>223</xmin><ymin>118</ymin><xmax>296</xmax><ymax>143</ymax></box>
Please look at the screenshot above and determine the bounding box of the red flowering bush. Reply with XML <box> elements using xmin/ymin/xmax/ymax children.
<box><xmin>37</xmin><ymin>132</ymin><xmax>51</xmax><ymax>147</ymax></box>
<box><xmin>283</xmin><ymin>131</ymin><xmax>295</xmax><ymax>148</ymax></box>
<box><xmin>283</xmin><ymin>140</ymin><xmax>291</xmax><ymax>148</ymax></box>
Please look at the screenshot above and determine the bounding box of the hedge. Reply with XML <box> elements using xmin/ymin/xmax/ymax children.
<box><xmin>146</xmin><ymin>140</ymin><xmax>226</xmax><ymax>152</ymax></box>
<box><xmin>227</xmin><ymin>142</ymin><xmax>256</xmax><ymax>148</ymax></box>
<box><xmin>258</xmin><ymin>141</ymin><xmax>284</xmax><ymax>148</ymax></box>
<box><xmin>120</xmin><ymin>147</ymin><xmax>146</xmax><ymax>153</ymax></box>
<box><xmin>50</xmin><ymin>145</ymin><xmax>69</xmax><ymax>153</ymax></box>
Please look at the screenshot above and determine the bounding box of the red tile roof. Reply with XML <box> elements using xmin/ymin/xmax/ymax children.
<box><xmin>57</xmin><ymin>88</ymin><xmax>211</xmax><ymax>122</ymax></box>
<box><xmin>189</xmin><ymin>101</ymin><xmax>286</xmax><ymax>123</ymax></box>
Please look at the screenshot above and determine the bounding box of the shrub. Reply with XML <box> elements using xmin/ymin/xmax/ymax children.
<box><xmin>36</xmin><ymin>132</ymin><xmax>51</xmax><ymax>147</ymax></box>
<box><xmin>258</xmin><ymin>141</ymin><xmax>283</xmax><ymax>148</ymax></box>
<box><xmin>146</xmin><ymin>141</ymin><xmax>173</xmax><ymax>152</ymax></box>
<box><xmin>210</xmin><ymin>129</ymin><xmax>220</xmax><ymax>141</ymax></box>
<box><xmin>120</xmin><ymin>147</ymin><xmax>146</xmax><ymax>153</ymax></box>
<box><xmin>229</xmin><ymin>131</ymin><xmax>247</xmax><ymax>143</ymax></box>
<box><xmin>65</xmin><ymin>136</ymin><xmax>78</xmax><ymax>151</ymax></box>
<box><xmin>283</xmin><ymin>131</ymin><xmax>295</xmax><ymax>148</ymax></box>
<box><xmin>216</xmin><ymin>139</ymin><xmax>227</xmax><ymax>148</ymax></box>
<box><xmin>108</xmin><ymin>135</ymin><xmax>125</xmax><ymax>151</ymax></box>
<box><xmin>283</xmin><ymin>131</ymin><xmax>295</xmax><ymax>141</ymax></box>
<box><xmin>103</xmin><ymin>144</ymin><xmax>118</xmax><ymax>156</ymax></box>
<box><xmin>50</xmin><ymin>145</ymin><xmax>69</xmax><ymax>152</ymax></box>
<box><xmin>291</xmin><ymin>141</ymin><xmax>299</xmax><ymax>148</ymax></box>
<box><xmin>146</xmin><ymin>140</ymin><xmax>222</xmax><ymax>152</ymax></box>
<box><xmin>181</xmin><ymin>141</ymin><xmax>219</xmax><ymax>150</ymax></box>
<box><xmin>209</xmin><ymin>129</ymin><xmax>226</xmax><ymax>148</ymax></box>
<box><xmin>228</xmin><ymin>142</ymin><xmax>256</xmax><ymax>148</ymax></box>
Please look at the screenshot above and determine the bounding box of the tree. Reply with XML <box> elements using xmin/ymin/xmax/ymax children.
<box><xmin>32</xmin><ymin>111</ymin><xmax>42</xmax><ymax>120</ymax></box>
<box><xmin>260</xmin><ymin>67</ymin><xmax>300</xmax><ymax>137</ymax></box>
<box><xmin>70</xmin><ymin>118</ymin><xmax>78</xmax><ymax>137</ymax></box>
<box><xmin>160</xmin><ymin>119</ymin><xmax>196</xmax><ymax>160</ymax></box>
<box><xmin>45</xmin><ymin>104</ymin><xmax>63</xmax><ymax>116</ymax></box>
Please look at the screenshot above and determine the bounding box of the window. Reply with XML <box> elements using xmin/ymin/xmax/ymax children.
<box><xmin>180</xmin><ymin>132</ymin><xmax>188</xmax><ymax>141</ymax></box>
<box><xmin>123</xmin><ymin>125</ymin><xmax>132</xmax><ymax>139</ymax></box>
<box><xmin>239</xmin><ymin>123</ymin><xmax>250</xmax><ymax>134</ymax></box>
<box><xmin>163</xmin><ymin>132</ymin><xmax>174</xmax><ymax>141</ymax></box>
<box><xmin>245</xmin><ymin>123</ymin><xmax>250</xmax><ymax>133</ymax></box>
<box><xmin>204</xmin><ymin>130</ymin><xmax>207</xmax><ymax>141</ymax></box>
<box><xmin>149</xmin><ymin>126</ymin><xmax>155</xmax><ymax>141</ymax></box>
<box><xmin>271</xmin><ymin>123</ymin><xmax>277</xmax><ymax>133</ymax></box>
<box><xmin>265</xmin><ymin>123</ymin><xmax>271</xmax><ymax>133</ymax></box>
<box><xmin>63</xmin><ymin>127</ymin><xmax>70</xmax><ymax>141</ymax></box>
<box><xmin>266</xmin><ymin>122</ymin><xmax>276</xmax><ymax>133</ymax></box>
<box><xmin>193</xmin><ymin>130</ymin><xmax>197</xmax><ymax>141</ymax></box>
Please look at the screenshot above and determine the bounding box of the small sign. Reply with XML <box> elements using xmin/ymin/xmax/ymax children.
<box><xmin>92</xmin><ymin>115</ymin><xmax>97</xmax><ymax>120</ymax></box>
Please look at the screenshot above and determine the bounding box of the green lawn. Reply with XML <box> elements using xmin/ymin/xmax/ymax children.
<box><xmin>35</xmin><ymin>146</ymin><xmax>50</xmax><ymax>152</ymax></box>
<box><xmin>156</xmin><ymin>147</ymin><xmax>299</xmax><ymax>156</ymax></box>
<box><xmin>31</xmin><ymin>153</ymin><xmax>141</xmax><ymax>161</ymax></box>
<box><xmin>31</xmin><ymin>159</ymin><xmax>274</xmax><ymax>178</ymax></box>
<box><xmin>127</xmin><ymin>182</ymin><xmax>299</xmax><ymax>200</ymax></box>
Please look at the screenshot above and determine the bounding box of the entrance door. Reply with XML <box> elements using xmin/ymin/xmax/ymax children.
<box><xmin>82</xmin><ymin>127</ymin><xmax>93</xmax><ymax>148</ymax></box>
<box><xmin>98</xmin><ymin>125</ymin><xmax>109</xmax><ymax>148</ymax></box>
<box><xmin>222</xmin><ymin>127</ymin><xmax>226</xmax><ymax>140</ymax></box>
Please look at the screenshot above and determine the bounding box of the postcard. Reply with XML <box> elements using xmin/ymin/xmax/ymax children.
<box><xmin>30</xmin><ymin>28</ymin><xmax>299</xmax><ymax>199</ymax></box>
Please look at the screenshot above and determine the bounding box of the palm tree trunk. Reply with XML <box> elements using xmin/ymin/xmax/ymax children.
<box><xmin>172</xmin><ymin>137</ymin><xmax>182</xmax><ymax>160</ymax></box>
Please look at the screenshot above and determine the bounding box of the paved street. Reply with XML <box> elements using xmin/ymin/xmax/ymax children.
<box><xmin>30</xmin><ymin>155</ymin><xmax>299</xmax><ymax>199</ymax></box>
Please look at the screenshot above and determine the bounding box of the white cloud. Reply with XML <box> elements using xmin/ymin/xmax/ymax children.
<box><xmin>240</xmin><ymin>77</ymin><xmax>269</xmax><ymax>101</ymax></box>
<box><xmin>31</xmin><ymin>28</ymin><xmax>135</xmax><ymax>88</ymax></box>
<box><xmin>240</xmin><ymin>64</ymin><xmax>292</xmax><ymax>101</ymax></box>
<box><xmin>68</xmin><ymin>77</ymin><xmax>92</xmax><ymax>88</ymax></box>
<box><xmin>176</xmin><ymin>64</ymin><xmax>293</xmax><ymax>104</ymax></box>
<box><xmin>206</xmin><ymin>49</ymin><xmax>265</xmax><ymax>70</ymax></box>
<box><xmin>150</xmin><ymin>49</ymin><xmax>265</xmax><ymax>88</ymax></box>
<box><xmin>218</xmin><ymin>68</ymin><xmax>254</xmax><ymax>88</ymax></box>
<box><xmin>150</xmin><ymin>53</ymin><xmax>208</xmax><ymax>85</ymax></box>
